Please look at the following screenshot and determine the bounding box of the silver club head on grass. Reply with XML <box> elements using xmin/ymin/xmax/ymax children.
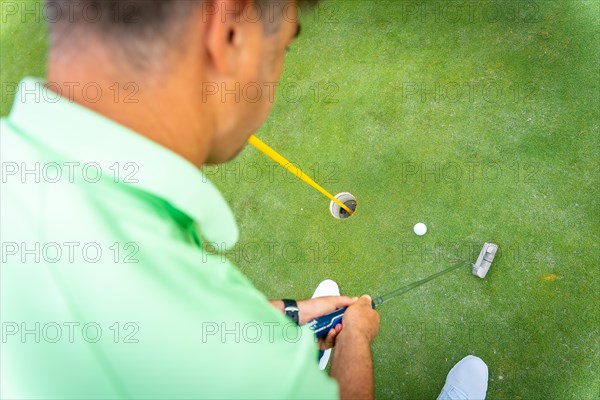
<box><xmin>472</xmin><ymin>242</ymin><xmax>498</xmax><ymax>279</ymax></box>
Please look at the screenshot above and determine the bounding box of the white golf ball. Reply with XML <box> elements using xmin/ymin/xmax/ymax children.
<box><xmin>414</xmin><ymin>222</ymin><xmax>427</xmax><ymax>236</ymax></box>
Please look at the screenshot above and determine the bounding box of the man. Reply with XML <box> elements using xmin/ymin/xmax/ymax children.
<box><xmin>1</xmin><ymin>1</ymin><xmax>379</xmax><ymax>398</ymax></box>
<box><xmin>1</xmin><ymin>1</ymin><xmax>488</xmax><ymax>398</ymax></box>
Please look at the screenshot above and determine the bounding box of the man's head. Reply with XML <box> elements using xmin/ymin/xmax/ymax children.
<box><xmin>47</xmin><ymin>0</ymin><xmax>315</xmax><ymax>164</ymax></box>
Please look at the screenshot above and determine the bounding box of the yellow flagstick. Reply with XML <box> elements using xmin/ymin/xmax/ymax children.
<box><xmin>248</xmin><ymin>134</ymin><xmax>354</xmax><ymax>215</ymax></box>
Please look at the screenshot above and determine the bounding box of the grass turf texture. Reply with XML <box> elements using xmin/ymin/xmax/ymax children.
<box><xmin>2</xmin><ymin>0</ymin><xmax>599</xmax><ymax>398</ymax></box>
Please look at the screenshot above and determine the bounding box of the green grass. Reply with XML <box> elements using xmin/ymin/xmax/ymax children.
<box><xmin>2</xmin><ymin>1</ymin><xmax>599</xmax><ymax>398</ymax></box>
<box><xmin>0</xmin><ymin>0</ymin><xmax>47</xmax><ymax>116</ymax></box>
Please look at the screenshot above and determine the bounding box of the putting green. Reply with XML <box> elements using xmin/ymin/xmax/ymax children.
<box><xmin>2</xmin><ymin>0</ymin><xmax>598</xmax><ymax>398</ymax></box>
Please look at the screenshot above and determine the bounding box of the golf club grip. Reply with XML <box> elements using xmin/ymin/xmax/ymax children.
<box><xmin>310</xmin><ymin>301</ymin><xmax>377</xmax><ymax>338</ymax></box>
<box><xmin>311</xmin><ymin>307</ymin><xmax>347</xmax><ymax>338</ymax></box>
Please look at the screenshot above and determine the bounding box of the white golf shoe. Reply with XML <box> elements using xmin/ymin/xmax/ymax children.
<box><xmin>312</xmin><ymin>279</ymin><xmax>340</xmax><ymax>370</ymax></box>
<box><xmin>436</xmin><ymin>355</ymin><xmax>488</xmax><ymax>400</ymax></box>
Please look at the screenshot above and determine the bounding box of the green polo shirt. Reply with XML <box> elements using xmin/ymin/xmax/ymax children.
<box><xmin>0</xmin><ymin>78</ymin><xmax>338</xmax><ymax>399</ymax></box>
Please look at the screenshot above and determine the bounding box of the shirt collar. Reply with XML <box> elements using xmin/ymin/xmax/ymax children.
<box><xmin>7</xmin><ymin>77</ymin><xmax>239</xmax><ymax>248</ymax></box>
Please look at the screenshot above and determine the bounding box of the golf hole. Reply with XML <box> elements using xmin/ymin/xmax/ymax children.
<box><xmin>330</xmin><ymin>192</ymin><xmax>357</xmax><ymax>220</ymax></box>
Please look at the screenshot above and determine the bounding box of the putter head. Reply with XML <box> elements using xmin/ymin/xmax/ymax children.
<box><xmin>472</xmin><ymin>242</ymin><xmax>498</xmax><ymax>279</ymax></box>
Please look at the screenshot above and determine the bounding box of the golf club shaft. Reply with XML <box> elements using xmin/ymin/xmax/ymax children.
<box><xmin>309</xmin><ymin>260</ymin><xmax>470</xmax><ymax>338</ymax></box>
<box><xmin>372</xmin><ymin>260</ymin><xmax>469</xmax><ymax>307</ymax></box>
<box><xmin>248</xmin><ymin>135</ymin><xmax>354</xmax><ymax>215</ymax></box>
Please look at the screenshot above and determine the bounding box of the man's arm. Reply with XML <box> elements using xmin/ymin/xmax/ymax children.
<box><xmin>269</xmin><ymin>297</ymin><xmax>357</xmax><ymax>325</ymax></box>
<box><xmin>330</xmin><ymin>296</ymin><xmax>380</xmax><ymax>400</ymax></box>
<box><xmin>271</xmin><ymin>295</ymin><xmax>380</xmax><ymax>399</ymax></box>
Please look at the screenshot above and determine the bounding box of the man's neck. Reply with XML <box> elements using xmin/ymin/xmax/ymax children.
<box><xmin>46</xmin><ymin>47</ymin><xmax>212</xmax><ymax>169</ymax></box>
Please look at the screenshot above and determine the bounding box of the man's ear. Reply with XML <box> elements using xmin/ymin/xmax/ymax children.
<box><xmin>205</xmin><ymin>0</ymin><xmax>252</xmax><ymax>76</ymax></box>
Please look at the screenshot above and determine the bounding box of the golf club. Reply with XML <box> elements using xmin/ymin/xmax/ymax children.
<box><xmin>308</xmin><ymin>243</ymin><xmax>498</xmax><ymax>338</ymax></box>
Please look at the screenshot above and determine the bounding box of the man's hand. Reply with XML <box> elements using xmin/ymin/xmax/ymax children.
<box><xmin>337</xmin><ymin>295</ymin><xmax>380</xmax><ymax>343</ymax></box>
<box><xmin>331</xmin><ymin>295</ymin><xmax>380</xmax><ymax>400</ymax></box>
<box><xmin>297</xmin><ymin>296</ymin><xmax>358</xmax><ymax>325</ymax></box>
<box><xmin>270</xmin><ymin>296</ymin><xmax>357</xmax><ymax>325</ymax></box>
<box><xmin>270</xmin><ymin>296</ymin><xmax>358</xmax><ymax>349</ymax></box>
